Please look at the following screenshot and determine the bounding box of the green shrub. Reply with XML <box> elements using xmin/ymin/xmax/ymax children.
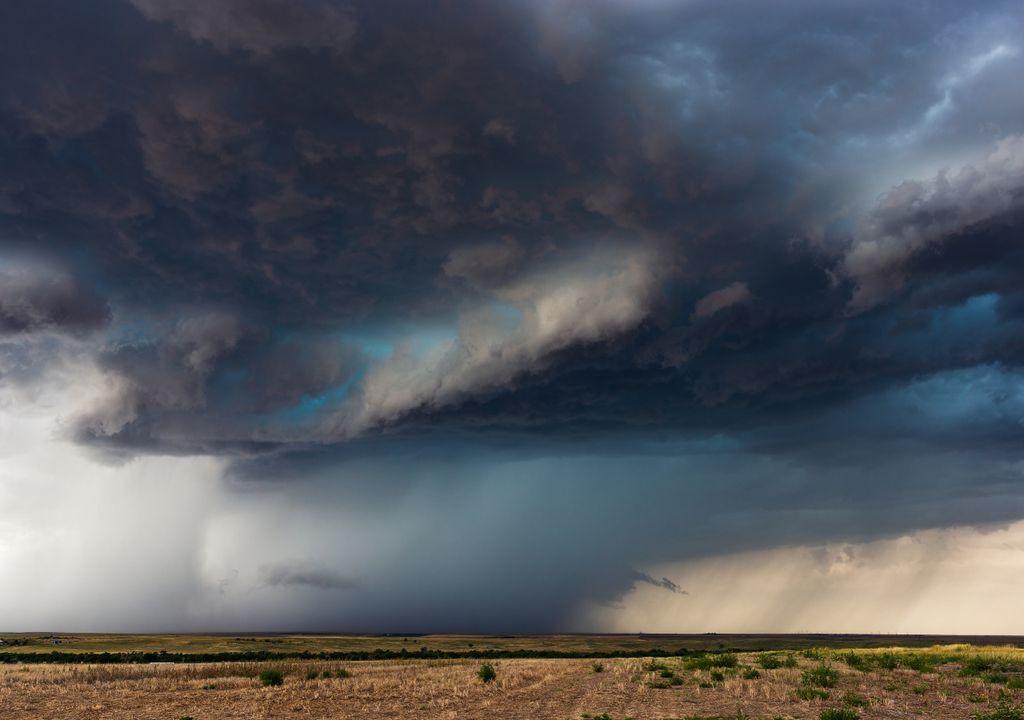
<box><xmin>802</xmin><ymin>648</ymin><xmax>823</xmax><ymax>660</ymax></box>
<box><xmin>742</xmin><ymin>668</ymin><xmax>760</xmax><ymax>680</ymax></box>
<box><xmin>963</xmin><ymin>658</ymin><xmax>996</xmax><ymax>677</ymax></box>
<box><xmin>841</xmin><ymin>653</ymin><xmax>869</xmax><ymax>672</ymax></box>
<box><xmin>842</xmin><ymin>692</ymin><xmax>869</xmax><ymax>707</ymax></box>
<box><xmin>685</xmin><ymin>653</ymin><xmax>738</xmax><ymax>671</ymax></box>
<box><xmin>903</xmin><ymin>654</ymin><xmax>937</xmax><ymax>673</ymax></box>
<box><xmin>802</xmin><ymin>665</ymin><xmax>840</xmax><ymax>688</ymax></box>
<box><xmin>912</xmin><ymin>684</ymin><xmax>928</xmax><ymax>694</ymax></box>
<box><xmin>875</xmin><ymin>653</ymin><xmax>899</xmax><ymax>671</ymax></box>
<box><xmin>758</xmin><ymin>655</ymin><xmax>782</xmax><ymax>670</ymax></box>
<box><xmin>592</xmin><ymin>662</ymin><xmax>604</xmax><ymax>673</ymax></box>
<box><xmin>306</xmin><ymin>669</ymin><xmax>319</xmax><ymax>680</ymax></box>
<box><xmin>795</xmin><ymin>687</ymin><xmax>830</xmax><ymax>701</ymax></box>
<box><xmin>989</xmin><ymin>674</ymin><xmax>1012</xmax><ymax>685</ymax></box>
<box><xmin>660</xmin><ymin>669</ymin><xmax>675</xmax><ymax>678</ymax></box>
<box><xmin>1007</xmin><ymin>677</ymin><xmax>1024</xmax><ymax>690</ymax></box>
<box><xmin>334</xmin><ymin>668</ymin><xmax>351</xmax><ymax>678</ymax></box>
<box><xmin>820</xmin><ymin>709</ymin><xmax>859</xmax><ymax>720</ymax></box>
<box><xmin>259</xmin><ymin>669</ymin><xmax>284</xmax><ymax>687</ymax></box>
<box><xmin>781</xmin><ymin>654</ymin><xmax>799</xmax><ymax>668</ymax></box>
<box><xmin>478</xmin><ymin>663</ymin><xmax>496</xmax><ymax>683</ymax></box>
<box><xmin>975</xmin><ymin>701</ymin><xmax>1024</xmax><ymax>720</ymax></box>
<box><xmin>710</xmin><ymin>670</ymin><xmax>725</xmax><ymax>682</ymax></box>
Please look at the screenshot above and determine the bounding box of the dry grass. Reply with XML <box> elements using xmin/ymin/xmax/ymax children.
<box><xmin>1</xmin><ymin>648</ymin><xmax>1022</xmax><ymax>719</ymax></box>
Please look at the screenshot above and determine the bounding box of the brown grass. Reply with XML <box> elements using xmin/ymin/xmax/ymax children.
<box><xmin>1</xmin><ymin>650</ymin><xmax>1021</xmax><ymax>719</ymax></box>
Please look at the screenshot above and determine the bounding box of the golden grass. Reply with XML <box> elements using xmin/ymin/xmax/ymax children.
<box><xmin>1</xmin><ymin>647</ymin><xmax>1022</xmax><ymax>719</ymax></box>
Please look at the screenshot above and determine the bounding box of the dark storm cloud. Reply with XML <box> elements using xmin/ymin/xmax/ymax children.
<box><xmin>2</xmin><ymin>0</ymin><xmax>1024</xmax><ymax>629</ymax></box>
<box><xmin>0</xmin><ymin>268</ymin><xmax>110</xmax><ymax>337</ymax></box>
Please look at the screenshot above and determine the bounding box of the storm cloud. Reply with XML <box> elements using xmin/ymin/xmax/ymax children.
<box><xmin>1</xmin><ymin>0</ymin><xmax>1024</xmax><ymax>632</ymax></box>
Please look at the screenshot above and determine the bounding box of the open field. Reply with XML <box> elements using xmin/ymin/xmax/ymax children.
<box><xmin>2</xmin><ymin>633</ymin><xmax>1023</xmax><ymax>658</ymax></box>
<box><xmin>2</xmin><ymin>645</ymin><xmax>1024</xmax><ymax>719</ymax></box>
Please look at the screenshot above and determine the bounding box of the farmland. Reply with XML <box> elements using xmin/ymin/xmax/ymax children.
<box><xmin>2</xmin><ymin>639</ymin><xmax>1023</xmax><ymax>719</ymax></box>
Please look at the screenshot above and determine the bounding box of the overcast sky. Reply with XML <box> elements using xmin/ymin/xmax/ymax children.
<box><xmin>2</xmin><ymin>0</ymin><xmax>1024</xmax><ymax>633</ymax></box>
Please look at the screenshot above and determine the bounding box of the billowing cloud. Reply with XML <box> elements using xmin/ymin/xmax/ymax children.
<box><xmin>844</xmin><ymin>135</ymin><xmax>1024</xmax><ymax>311</ymax></box>
<box><xmin>335</xmin><ymin>246</ymin><xmax>664</xmax><ymax>436</ymax></box>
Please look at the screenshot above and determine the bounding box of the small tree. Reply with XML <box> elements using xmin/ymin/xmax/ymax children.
<box><xmin>260</xmin><ymin>669</ymin><xmax>284</xmax><ymax>687</ymax></box>
<box><xmin>478</xmin><ymin>663</ymin><xmax>496</xmax><ymax>683</ymax></box>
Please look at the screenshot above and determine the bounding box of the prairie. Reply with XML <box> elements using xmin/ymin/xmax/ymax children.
<box><xmin>2</xmin><ymin>644</ymin><xmax>1023</xmax><ymax>719</ymax></box>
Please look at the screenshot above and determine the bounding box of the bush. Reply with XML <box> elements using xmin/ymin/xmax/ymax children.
<box><xmin>306</xmin><ymin>669</ymin><xmax>319</xmax><ymax>680</ymax></box>
<box><xmin>820</xmin><ymin>710</ymin><xmax>859</xmax><ymax>720</ymax></box>
<box><xmin>842</xmin><ymin>692</ymin><xmax>869</xmax><ymax>708</ymax></box>
<box><xmin>975</xmin><ymin>701</ymin><xmax>1024</xmax><ymax>720</ymax></box>
<box><xmin>758</xmin><ymin>654</ymin><xmax>782</xmax><ymax>669</ymax></box>
<box><xmin>259</xmin><ymin>669</ymin><xmax>284</xmax><ymax>687</ymax></box>
<box><xmin>1007</xmin><ymin>677</ymin><xmax>1024</xmax><ymax>690</ymax></box>
<box><xmin>841</xmin><ymin>653</ymin><xmax>869</xmax><ymax>672</ymax></box>
<box><xmin>685</xmin><ymin>653</ymin><xmax>738</xmax><ymax>671</ymax></box>
<box><xmin>710</xmin><ymin>670</ymin><xmax>725</xmax><ymax>682</ymax></box>
<box><xmin>478</xmin><ymin>663</ymin><xmax>496</xmax><ymax>683</ymax></box>
<box><xmin>795</xmin><ymin>687</ymin><xmax>830</xmax><ymax>701</ymax></box>
<box><xmin>802</xmin><ymin>665</ymin><xmax>840</xmax><ymax>688</ymax></box>
<box><xmin>592</xmin><ymin>662</ymin><xmax>604</xmax><ymax>673</ymax></box>
<box><xmin>742</xmin><ymin>668</ymin><xmax>760</xmax><ymax>680</ymax></box>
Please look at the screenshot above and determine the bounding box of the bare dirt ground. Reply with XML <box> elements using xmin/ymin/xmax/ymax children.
<box><xmin>1</xmin><ymin>650</ymin><xmax>1021</xmax><ymax>719</ymax></box>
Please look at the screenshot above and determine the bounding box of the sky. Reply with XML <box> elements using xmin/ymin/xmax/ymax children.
<box><xmin>1</xmin><ymin>0</ymin><xmax>1024</xmax><ymax>633</ymax></box>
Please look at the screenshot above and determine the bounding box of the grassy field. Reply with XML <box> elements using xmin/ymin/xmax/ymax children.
<box><xmin>2</xmin><ymin>645</ymin><xmax>1024</xmax><ymax>719</ymax></box>
<box><xmin>2</xmin><ymin>632</ymin><xmax>1022</xmax><ymax>657</ymax></box>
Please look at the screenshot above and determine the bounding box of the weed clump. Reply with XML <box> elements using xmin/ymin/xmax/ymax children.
<box><xmin>478</xmin><ymin>663</ymin><xmax>496</xmax><ymax>683</ymax></box>
<box><xmin>592</xmin><ymin>662</ymin><xmax>604</xmax><ymax>673</ymax></box>
<box><xmin>802</xmin><ymin>665</ymin><xmax>840</xmax><ymax>688</ymax></box>
<box><xmin>795</xmin><ymin>687</ymin><xmax>830</xmax><ymax>701</ymax></box>
<box><xmin>742</xmin><ymin>668</ymin><xmax>760</xmax><ymax>680</ymax></box>
<box><xmin>259</xmin><ymin>669</ymin><xmax>284</xmax><ymax>687</ymax></box>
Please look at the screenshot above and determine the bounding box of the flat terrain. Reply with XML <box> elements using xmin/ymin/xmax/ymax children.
<box><xmin>3</xmin><ymin>632</ymin><xmax>1023</xmax><ymax>656</ymax></box>
<box><xmin>2</xmin><ymin>646</ymin><xmax>1023</xmax><ymax>719</ymax></box>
